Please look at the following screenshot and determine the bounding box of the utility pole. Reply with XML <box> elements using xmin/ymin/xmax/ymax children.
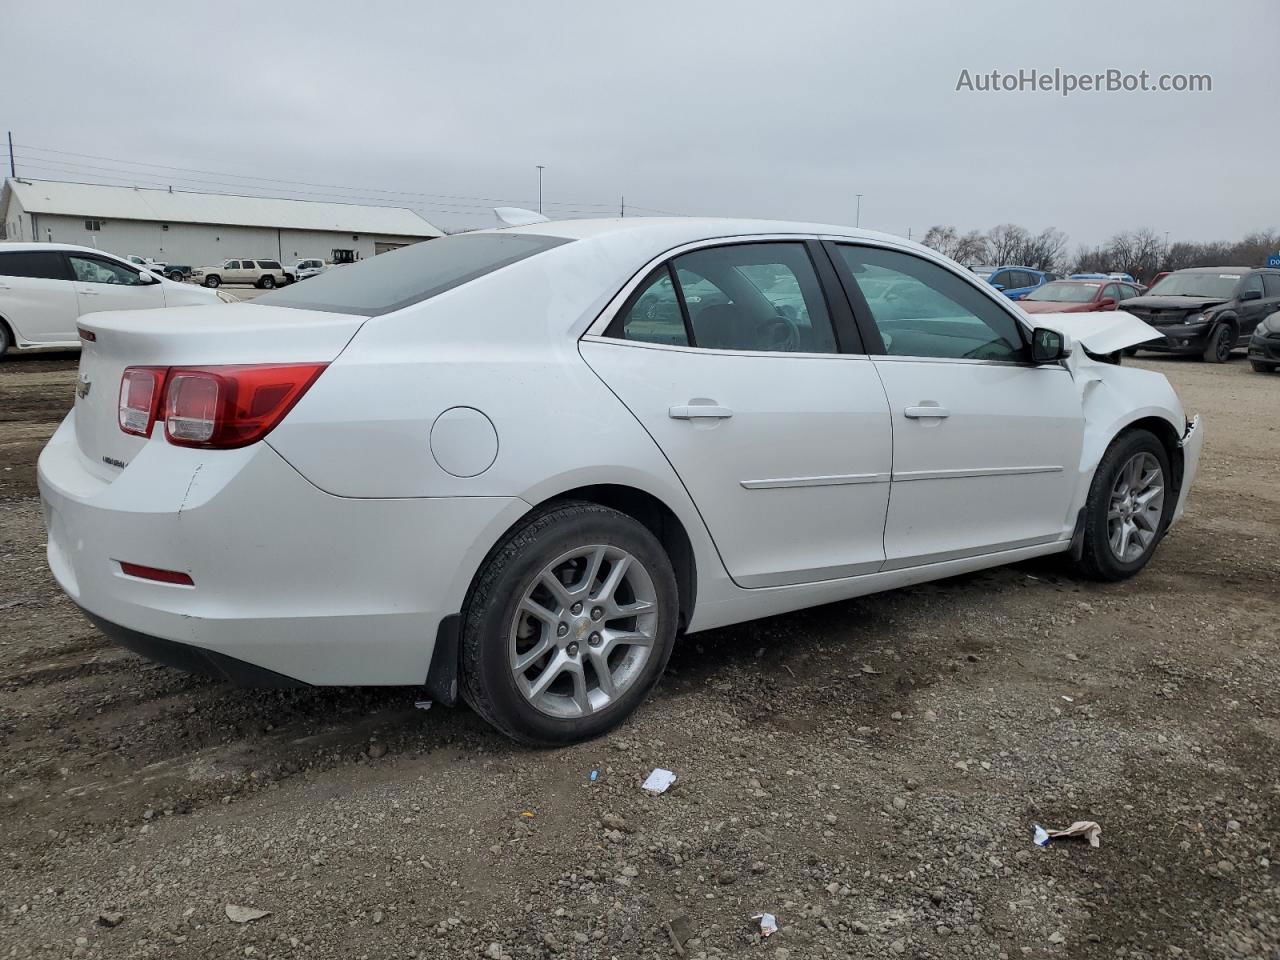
<box><xmin>535</xmin><ymin>165</ymin><xmax>545</xmax><ymax>214</ymax></box>
<box><xmin>620</xmin><ymin>195</ymin><xmax>625</xmax><ymax>218</ymax></box>
<box><xmin>856</xmin><ymin>193</ymin><xmax>863</xmax><ymax>228</ymax></box>
<box><xmin>7</xmin><ymin>131</ymin><xmax>14</xmax><ymax>179</ymax></box>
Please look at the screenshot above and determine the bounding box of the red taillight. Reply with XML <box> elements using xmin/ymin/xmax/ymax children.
<box><xmin>118</xmin><ymin>366</ymin><xmax>168</xmax><ymax>437</ymax></box>
<box><xmin>78</xmin><ymin>327</ymin><xmax>96</xmax><ymax>342</ymax></box>
<box><xmin>118</xmin><ymin>562</ymin><xmax>194</xmax><ymax>586</ymax></box>
<box><xmin>162</xmin><ymin>364</ymin><xmax>327</xmax><ymax>449</ymax></box>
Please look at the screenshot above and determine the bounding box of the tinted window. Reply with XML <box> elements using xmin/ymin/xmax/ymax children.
<box><xmin>68</xmin><ymin>255</ymin><xmax>144</xmax><ymax>285</ymax></box>
<box><xmin>257</xmin><ymin>260</ymin><xmax>281</xmax><ymax>270</ymax></box>
<box><xmin>253</xmin><ymin>233</ymin><xmax>572</xmax><ymax>317</ymax></box>
<box><xmin>0</xmin><ymin>251</ymin><xmax>69</xmax><ymax>280</ymax></box>
<box><xmin>989</xmin><ymin>271</ymin><xmax>1011</xmax><ymax>288</ymax></box>
<box><xmin>224</xmin><ymin>261</ymin><xmax>240</xmax><ymax>270</ymax></box>
<box><xmin>1240</xmin><ymin>273</ymin><xmax>1264</xmax><ymax>297</ymax></box>
<box><xmin>1264</xmin><ymin>274</ymin><xmax>1280</xmax><ymax>298</ymax></box>
<box><xmin>669</xmin><ymin>243</ymin><xmax>837</xmax><ymax>353</ymax></box>
<box><xmin>613</xmin><ymin>268</ymin><xmax>688</xmax><ymax>346</ymax></box>
<box><xmin>836</xmin><ymin>245</ymin><xmax>1026</xmax><ymax>362</ymax></box>
<box><xmin>1013</xmin><ymin>271</ymin><xmax>1037</xmax><ymax>288</ymax></box>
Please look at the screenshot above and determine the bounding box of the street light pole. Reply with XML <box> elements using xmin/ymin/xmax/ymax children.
<box><xmin>536</xmin><ymin>165</ymin><xmax>546</xmax><ymax>214</ymax></box>
<box><xmin>856</xmin><ymin>194</ymin><xmax>863</xmax><ymax>228</ymax></box>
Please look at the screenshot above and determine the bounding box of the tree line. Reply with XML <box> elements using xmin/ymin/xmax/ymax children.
<box><xmin>919</xmin><ymin>224</ymin><xmax>1279</xmax><ymax>283</ymax></box>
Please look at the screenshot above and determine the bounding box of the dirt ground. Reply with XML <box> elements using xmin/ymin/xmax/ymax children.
<box><xmin>1</xmin><ymin>350</ymin><xmax>1276</xmax><ymax>960</ymax></box>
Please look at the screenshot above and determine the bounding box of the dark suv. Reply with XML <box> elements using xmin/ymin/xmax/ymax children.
<box><xmin>1121</xmin><ymin>266</ymin><xmax>1280</xmax><ymax>362</ymax></box>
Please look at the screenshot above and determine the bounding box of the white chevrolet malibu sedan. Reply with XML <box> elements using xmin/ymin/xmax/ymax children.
<box><xmin>38</xmin><ymin>219</ymin><xmax>1203</xmax><ymax>744</ymax></box>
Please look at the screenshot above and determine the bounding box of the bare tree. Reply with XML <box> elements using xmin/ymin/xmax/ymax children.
<box><xmin>954</xmin><ymin>229</ymin><xmax>989</xmax><ymax>265</ymax></box>
<box><xmin>986</xmin><ymin>224</ymin><xmax>1030</xmax><ymax>266</ymax></box>
<box><xmin>921</xmin><ymin>225</ymin><xmax>960</xmax><ymax>259</ymax></box>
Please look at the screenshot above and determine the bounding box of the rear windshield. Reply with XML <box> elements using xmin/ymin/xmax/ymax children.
<box><xmin>251</xmin><ymin>233</ymin><xmax>573</xmax><ymax>316</ymax></box>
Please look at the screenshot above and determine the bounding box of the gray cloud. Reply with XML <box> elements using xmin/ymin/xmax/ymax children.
<box><xmin>6</xmin><ymin>0</ymin><xmax>1276</xmax><ymax>246</ymax></box>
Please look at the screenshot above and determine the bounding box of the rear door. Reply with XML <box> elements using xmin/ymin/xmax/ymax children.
<box><xmin>1237</xmin><ymin>273</ymin><xmax>1271</xmax><ymax>340</ymax></box>
<box><xmin>581</xmin><ymin>239</ymin><xmax>893</xmax><ymax>588</ymax></box>
<box><xmin>67</xmin><ymin>253</ymin><xmax>167</xmax><ymax>318</ymax></box>
<box><xmin>828</xmin><ymin>241</ymin><xmax>1083</xmax><ymax>569</ymax></box>
<box><xmin>0</xmin><ymin>249</ymin><xmax>79</xmax><ymax>344</ymax></box>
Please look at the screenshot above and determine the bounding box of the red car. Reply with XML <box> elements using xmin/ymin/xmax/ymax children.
<box><xmin>1018</xmin><ymin>278</ymin><xmax>1143</xmax><ymax>314</ymax></box>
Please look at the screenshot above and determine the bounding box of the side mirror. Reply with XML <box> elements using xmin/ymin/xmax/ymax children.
<box><xmin>138</xmin><ymin>270</ymin><xmax>159</xmax><ymax>284</ymax></box>
<box><xmin>1239</xmin><ymin>289</ymin><xmax>1262</xmax><ymax>302</ymax></box>
<box><xmin>1031</xmin><ymin>327</ymin><xmax>1070</xmax><ymax>363</ymax></box>
<box><xmin>992</xmin><ymin>283</ymin><xmax>1005</xmax><ymax>291</ymax></box>
<box><xmin>1098</xmin><ymin>297</ymin><xmax>1116</xmax><ymax>308</ymax></box>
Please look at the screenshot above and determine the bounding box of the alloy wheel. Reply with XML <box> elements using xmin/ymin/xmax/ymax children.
<box><xmin>1107</xmin><ymin>452</ymin><xmax>1165</xmax><ymax>563</ymax></box>
<box><xmin>509</xmin><ymin>544</ymin><xmax>658</xmax><ymax>719</ymax></box>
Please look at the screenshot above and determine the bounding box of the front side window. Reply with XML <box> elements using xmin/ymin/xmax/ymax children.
<box><xmin>0</xmin><ymin>251</ymin><xmax>69</xmax><ymax>280</ymax></box>
<box><xmin>224</xmin><ymin>260</ymin><xmax>240</xmax><ymax>269</ymax></box>
<box><xmin>1240</xmin><ymin>273</ymin><xmax>1264</xmax><ymax>297</ymax></box>
<box><xmin>68</xmin><ymin>255</ymin><xmax>143</xmax><ymax>285</ymax></box>
<box><xmin>835</xmin><ymin>245</ymin><xmax>1027</xmax><ymax>362</ymax></box>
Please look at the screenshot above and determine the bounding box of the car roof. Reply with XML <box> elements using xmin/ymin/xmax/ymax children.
<box><xmin>493</xmin><ymin>216</ymin><xmax>928</xmax><ymax>252</ymax></box>
<box><xmin>0</xmin><ymin>241</ymin><xmax>129</xmax><ymax>255</ymax></box>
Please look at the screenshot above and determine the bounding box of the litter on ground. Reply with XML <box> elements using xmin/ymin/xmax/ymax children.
<box><xmin>642</xmin><ymin>768</ymin><xmax>677</xmax><ymax>795</ymax></box>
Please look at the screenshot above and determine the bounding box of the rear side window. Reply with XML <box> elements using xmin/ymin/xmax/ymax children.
<box><xmin>252</xmin><ymin>233</ymin><xmax>573</xmax><ymax>316</ymax></box>
<box><xmin>0</xmin><ymin>251</ymin><xmax>69</xmax><ymax>280</ymax></box>
<box><xmin>1264</xmin><ymin>274</ymin><xmax>1280</xmax><ymax>298</ymax></box>
<box><xmin>257</xmin><ymin>260</ymin><xmax>281</xmax><ymax>270</ymax></box>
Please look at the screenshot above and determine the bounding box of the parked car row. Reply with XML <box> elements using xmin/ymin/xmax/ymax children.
<box><xmin>1017</xmin><ymin>263</ymin><xmax>1280</xmax><ymax>371</ymax></box>
<box><xmin>0</xmin><ymin>243</ymin><xmax>233</xmax><ymax>358</ymax></box>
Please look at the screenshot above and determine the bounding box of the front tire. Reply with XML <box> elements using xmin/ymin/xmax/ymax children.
<box><xmin>204</xmin><ymin>275</ymin><xmax>221</xmax><ymax>288</ymax></box>
<box><xmin>1074</xmin><ymin>429</ymin><xmax>1172</xmax><ymax>582</ymax></box>
<box><xmin>0</xmin><ymin>322</ymin><xmax>11</xmax><ymax>359</ymax></box>
<box><xmin>168</xmin><ymin>270</ymin><xmax>185</xmax><ymax>282</ymax></box>
<box><xmin>1122</xmin><ymin>346</ymin><xmax>1139</xmax><ymax>357</ymax></box>
<box><xmin>460</xmin><ymin>501</ymin><xmax>678</xmax><ymax>746</ymax></box>
<box><xmin>1202</xmin><ymin>323</ymin><xmax>1233</xmax><ymax>363</ymax></box>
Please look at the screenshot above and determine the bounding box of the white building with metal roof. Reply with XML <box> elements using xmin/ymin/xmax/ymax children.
<box><xmin>0</xmin><ymin>178</ymin><xmax>443</xmax><ymax>266</ymax></box>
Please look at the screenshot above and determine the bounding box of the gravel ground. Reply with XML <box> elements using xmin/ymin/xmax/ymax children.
<box><xmin>1</xmin><ymin>350</ymin><xmax>1277</xmax><ymax>960</ymax></box>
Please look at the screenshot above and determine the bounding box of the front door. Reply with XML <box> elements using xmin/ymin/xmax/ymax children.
<box><xmin>582</xmin><ymin>240</ymin><xmax>893</xmax><ymax>588</ymax></box>
<box><xmin>67</xmin><ymin>254</ymin><xmax>167</xmax><ymax>318</ymax></box>
<box><xmin>828</xmin><ymin>242</ymin><xmax>1084</xmax><ymax>569</ymax></box>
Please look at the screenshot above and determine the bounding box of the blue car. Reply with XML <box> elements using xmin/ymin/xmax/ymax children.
<box><xmin>986</xmin><ymin>266</ymin><xmax>1059</xmax><ymax>300</ymax></box>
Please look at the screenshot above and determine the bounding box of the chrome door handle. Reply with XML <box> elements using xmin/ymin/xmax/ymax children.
<box><xmin>904</xmin><ymin>405</ymin><xmax>950</xmax><ymax>419</ymax></box>
<box><xmin>669</xmin><ymin>403</ymin><xmax>734</xmax><ymax>420</ymax></box>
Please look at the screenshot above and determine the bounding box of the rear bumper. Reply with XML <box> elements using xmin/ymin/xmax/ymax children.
<box><xmin>38</xmin><ymin>414</ymin><xmax>529</xmax><ymax>685</ymax></box>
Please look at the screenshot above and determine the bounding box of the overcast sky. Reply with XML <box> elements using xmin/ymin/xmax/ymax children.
<box><xmin>6</xmin><ymin>0</ymin><xmax>1276</xmax><ymax>247</ymax></box>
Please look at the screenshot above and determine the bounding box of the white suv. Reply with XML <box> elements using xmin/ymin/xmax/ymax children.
<box><xmin>285</xmin><ymin>258</ymin><xmax>326</xmax><ymax>283</ymax></box>
<box><xmin>192</xmin><ymin>259</ymin><xmax>289</xmax><ymax>289</ymax></box>
<box><xmin>0</xmin><ymin>243</ymin><xmax>229</xmax><ymax>358</ymax></box>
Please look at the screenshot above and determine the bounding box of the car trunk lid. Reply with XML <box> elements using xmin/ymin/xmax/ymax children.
<box><xmin>73</xmin><ymin>304</ymin><xmax>364</xmax><ymax>482</ymax></box>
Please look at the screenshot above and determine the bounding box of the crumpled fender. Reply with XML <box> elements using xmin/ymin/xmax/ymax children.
<box><xmin>1061</xmin><ymin>345</ymin><xmax>1188</xmax><ymax>520</ymax></box>
<box><xmin>1028</xmin><ymin>309</ymin><xmax>1162</xmax><ymax>354</ymax></box>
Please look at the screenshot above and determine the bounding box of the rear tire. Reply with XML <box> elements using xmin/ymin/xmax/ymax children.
<box><xmin>0</xmin><ymin>321</ymin><xmax>11</xmax><ymax>359</ymax></box>
<box><xmin>1251</xmin><ymin>359</ymin><xmax>1275</xmax><ymax>373</ymax></box>
<box><xmin>168</xmin><ymin>270</ymin><xmax>184</xmax><ymax>282</ymax></box>
<box><xmin>1074</xmin><ymin>429</ymin><xmax>1172</xmax><ymax>582</ymax></box>
<box><xmin>204</xmin><ymin>275</ymin><xmax>221</xmax><ymax>288</ymax></box>
<box><xmin>1202</xmin><ymin>323</ymin><xmax>1233</xmax><ymax>363</ymax></box>
<box><xmin>259</xmin><ymin>275</ymin><xmax>276</xmax><ymax>289</ymax></box>
<box><xmin>1122</xmin><ymin>346</ymin><xmax>1139</xmax><ymax>357</ymax></box>
<box><xmin>460</xmin><ymin>501</ymin><xmax>678</xmax><ymax>746</ymax></box>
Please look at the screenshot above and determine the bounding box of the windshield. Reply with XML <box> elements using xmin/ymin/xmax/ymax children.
<box><xmin>252</xmin><ymin>233</ymin><xmax>572</xmax><ymax>316</ymax></box>
<box><xmin>1026</xmin><ymin>281</ymin><xmax>1098</xmax><ymax>303</ymax></box>
<box><xmin>1148</xmin><ymin>272</ymin><xmax>1241</xmax><ymax>299</ymax></box>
